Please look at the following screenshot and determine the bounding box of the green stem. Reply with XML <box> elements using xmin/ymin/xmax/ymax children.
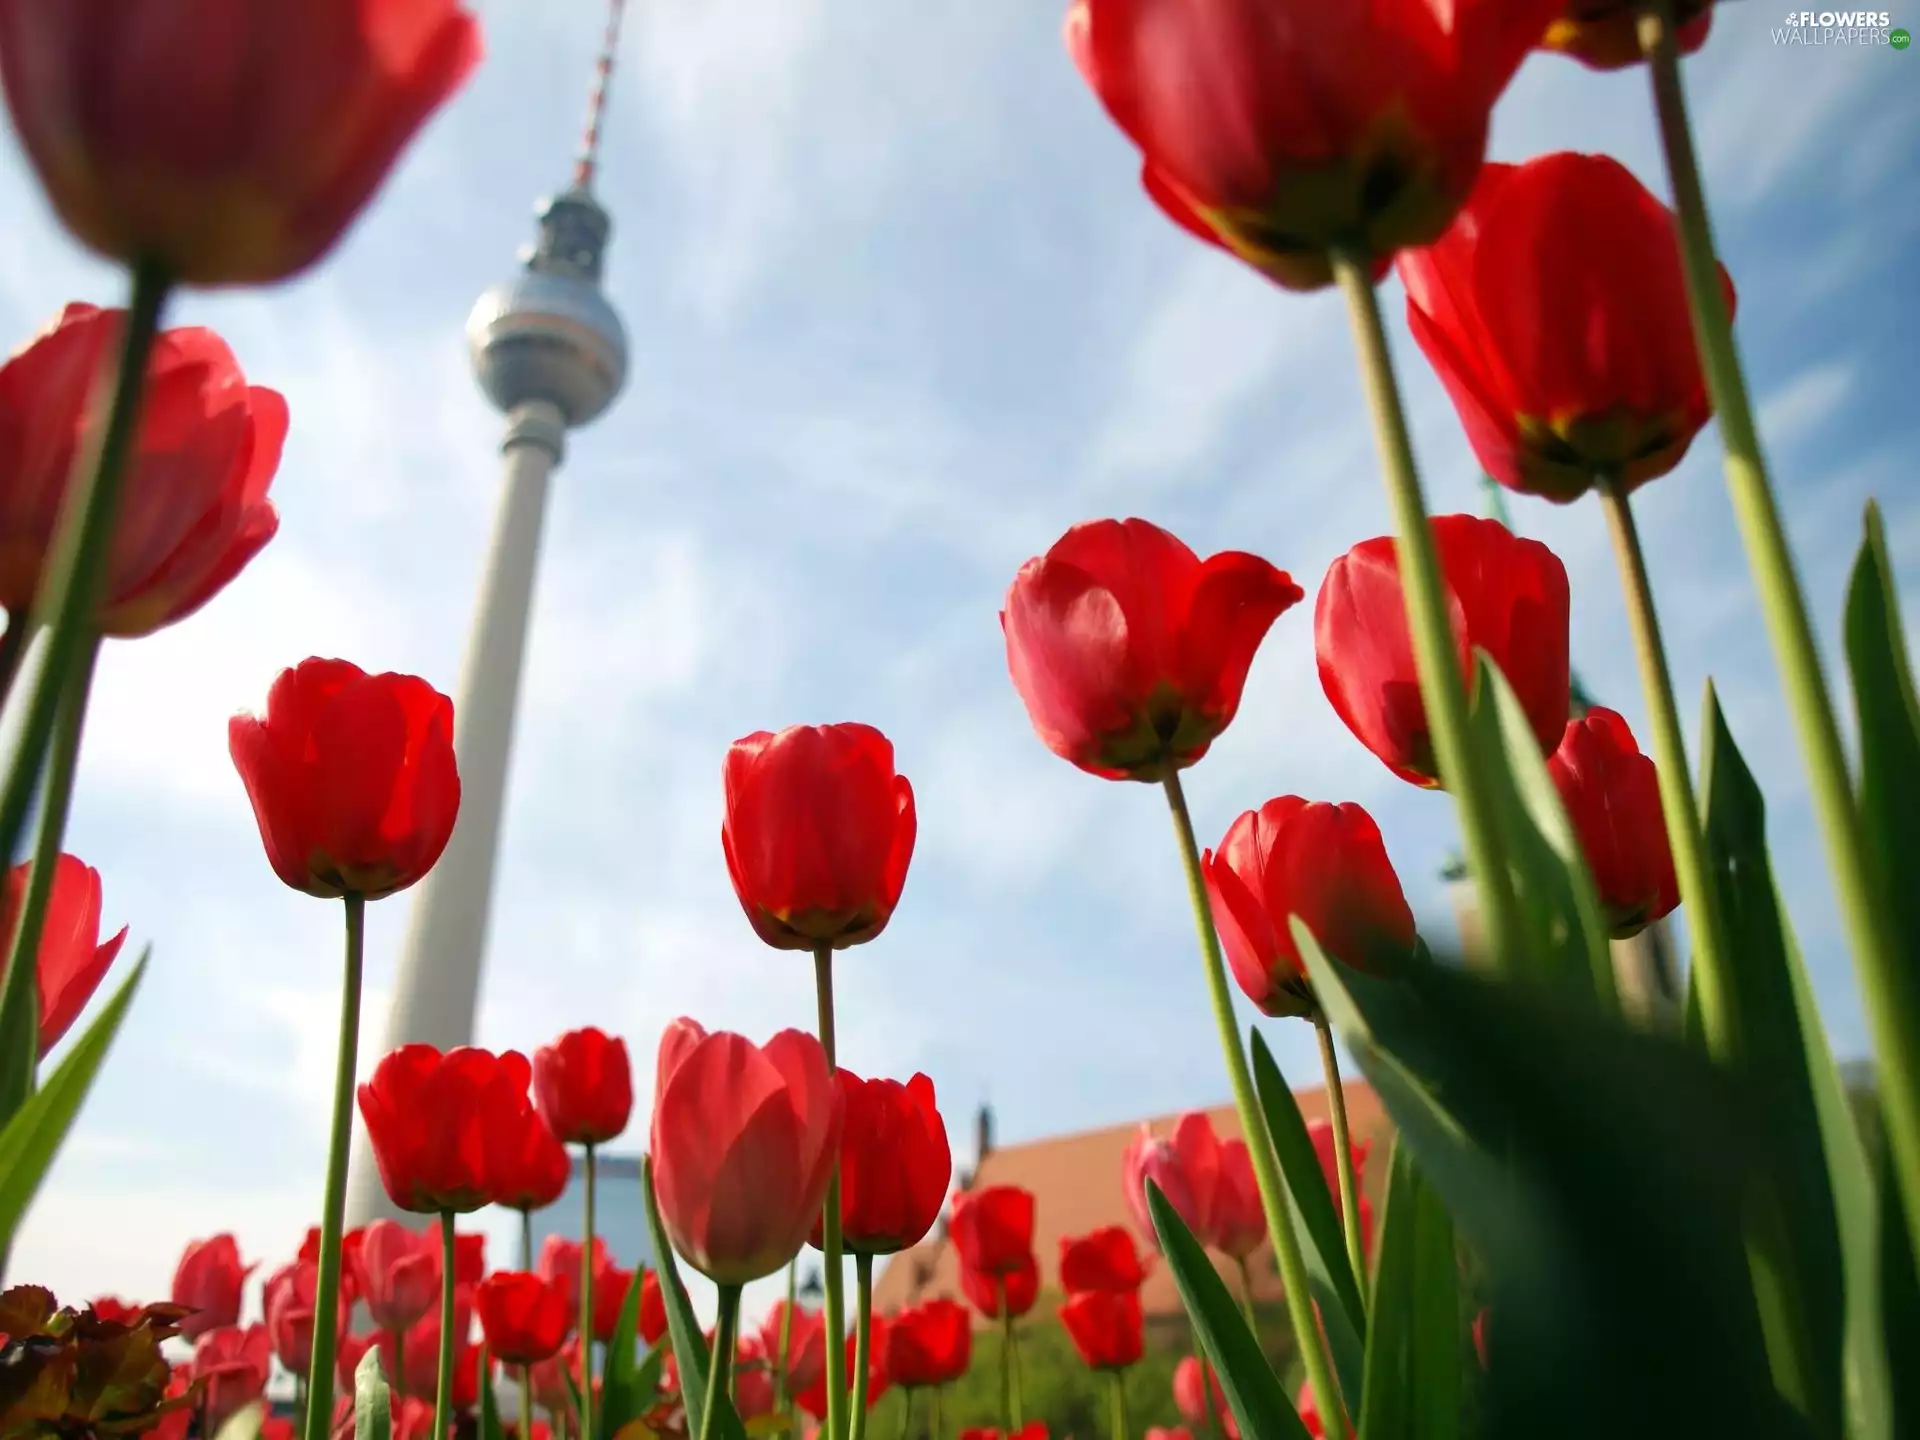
<box><xmin>1329</xmin><ymin>248</ymin><xmax>1523</xmax><ymax>973</ymax></box>
<box><xmin>775</xmin><ymin>1261</ymin><xmax>795</xmax><ymax>1418</ymax></box>
<box><xmin>521</xmin><ymin>1207</ymin><xmax>535</xmax><ymax>1272</ymax></box>
<box><xmin>849</xmin><ymin>1254</ymin><xmax>874</xmax><ymax>1440</ymax></box>
<box><xmin>0</xmin><ymin>257</ymin><xmax>171</xmax><ymax>1098</ymax></box>
<box><xmin>395</xmin><ymin>1327</ymin><xmax>408</xmax><ymax>1400</ymax></box>
<box><xmin>997</xmin><ymin>1279</ymin><xmax>1013</xmax><ymax>1433</ymax></box>
<box><xmin>931</xmin><ymin>1386</ymin><xmax>942</xmax><ymax>1440</ymax></box>
<box><xmin>900</xmin><ymin>1388</ymin><xmax>914</xmax><ymax>1440</ymax></box>
<box><xmin>698</xmin><ymin>1285</ymin><xmax>741</xmax><ymax>1440</ymax></box>
<box><xmin>0</xmin><ymin>612</ymin><xmax>30</xmax><ymax>717</ymax></box>
<box><xmin>813</xmin><ymin>943</ymin><xmax>849</xmax><ymax>1440</ymax></box>
<box><xmin>1638</xmin><ymin>0</ymin><xmax>1920</xmax><ymax>1275</ymax></box>
<box><xmin>1313</xmin><ymin>1017</ymin><xmax>1368</xmax><ymax>1296</ymax></box>
<box><xmin>1232</xmin><ymin>1256</ymin><xmax>1257</xmax><ymax>1336</ymax></box>
<box><xmin>300</xmin><ymin>893</ymin><xmax>366</xmax><ymax>1440</ymax></box>
<box><xmin>1162</xmin><ymin>771</ymin><xmax>1346</xmax><ymax>1437</ymax></box>
<box><xmin>521</xmin><ymin>1363</ymin><xmax>534</xmax><ymax>1440</ymax></box>
<box><xmin>1108</xmin><ymin>1370</ymin><xmax>1128</xmax><ymax>1440</ymax></box>
<box><xmin>1598</xmin><ymin>477</ymin><xmax>1737</xmax><ymax>1049</ymax></box>
<box><xmin>434</xmin><ymin>1213</ymin><xmax>457</xmax><ymax>1440</ymax></box>
<box><xmin>580</xmin><ymin>1143</ymin><xmax>598</xmax><ymax>1440</ymax></box>
<box><xmin>1200</xmin><ymin>1361</ymin><xmax>1223</xmax><ymax>1440</ymax></box>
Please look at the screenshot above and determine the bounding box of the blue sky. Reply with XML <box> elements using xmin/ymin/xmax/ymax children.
<box><xmin>7</xmin><ymin>0</ymin><xmax>1918</xmax><ymax>1335</ymax></box>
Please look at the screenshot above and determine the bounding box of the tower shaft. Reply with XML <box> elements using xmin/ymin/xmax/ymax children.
<box><xmin>346</xmin><ymin>401</ymin><xmax>566</xmax><ymax>1227</ymax></box>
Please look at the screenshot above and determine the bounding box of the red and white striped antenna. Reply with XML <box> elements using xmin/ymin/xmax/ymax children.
<box><xmin>571</xmin><ymin>0</ymin><xmax>629</xmax><ymax>191</ymax></box>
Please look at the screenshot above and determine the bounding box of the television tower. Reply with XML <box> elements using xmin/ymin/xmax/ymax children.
<box><xmin>347</xmin><ymin>1</ymin><xmax>632</xmax><ymax>1226</ymax></box>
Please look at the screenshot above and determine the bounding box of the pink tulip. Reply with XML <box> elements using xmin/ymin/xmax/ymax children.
<box><xmin>1122</xmin><ymin>1113</ymin><xmax>1220</xmax><ymax>1250</ymax></box>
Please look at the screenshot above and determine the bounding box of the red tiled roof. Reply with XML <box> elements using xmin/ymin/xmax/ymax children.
<box><xmin>872</xmin><ymin>1084</ymin><xmax>1390</xmax><ymax>1324</ymax></box>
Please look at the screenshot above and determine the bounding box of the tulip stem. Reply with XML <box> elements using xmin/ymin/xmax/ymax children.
<box><xmin>521</xmin><ymin>1208</ymin><xmax>536</xmax><ymax>1272</ymax></box>
<box><xmin>1329</xmin><ymin>248</ymin><xmax>1524</xmax><ymax>977</ymax></box>
<box><xmin>0</xmin><ymin>636</ymin><xmax>97</xmax><ymax>1097</ymax></box>
<box><xmin>1200</xmin><ymin>1360</ymin><xmax>1224</xmax><ymax>1440</ymax></box>
<box><xmin>1313</xmin><ymin>1018</ymin><xmax>1367</xmax><ymax>1297</ymax></box>
<box><xmin>1232</xmin><ymin>1257</ymin><xmax>1257</xmax><ymax>1336</ymax></box>
<box><xmin>580</xmin><ymin>1142</ymin><xmax>598</xmax><ymax>1440</ymax></box>
<box><xmin>1109</xmin><ymin>1369</ymin><xmax>1130</xmax><ymax>1440</ymax></box>
<box><xmin>931</xmin><ymin>1385</ymin><xmax>943</xmax><ymax>1440</ymax></box>
<box><xmin>433</xmin><ymin>1213</ymin><xmax>458</xmax><ymax>1440</ymax></box>
<box><xmin>900</xmin><ymin>1387</ymin><xmax>914</xmax><ymax>1440</ymax></box>
<box><xmin>812</xmin><ymin>943</ymin><xmax>850</xmax><ymax>1440</ymax></box>
<box><xmin>0</xmin><ymin>255</ymin><xmax>171</xmax><ymax>1082</ymax></box>
<box><xmin>849</xmin><ymin>1254</ymin><xmax>874</xmax><ymax>1440</ymax></box>
<box><xmin>521</xmin><ymin>1363</ymin><xmax>534</xmax><ymax>1440</ymax></box>
<box><xmin>395</xmin><ymin>1328</ymin><xmax>408</xmax><ymax>1399</ymax></box>
<box><xmin>1640</xmin><ymin>0</ymin><xmax>1920</xmax><ymax>1274</ymax></box>
<box><xmin>1161</xmin><ymin>770</ymin><xmax>1346</xmax><ymax>1439</ymax></box>
<box><xmin>999</xmin><ymin>1289</ymin><xmax>1022</xmax><ymax>1432</ymax></box>
<box><xmin>699</xmin><ymin>1284</ymin><xmax>741</xmax><ymax>1440</ymax></box>
<box><xmin>1597</xmin><ymin>475</ymin><xmax>1736</xmax><ymax>1044</ymax></box>
<box><xmin>0</xmin><ymin>612</ymin><xmax>28</xmax><ymax>716</ymax></box>
<box><xmin>301</xmin><ymin>892</ymin><xmax>365</xmax><ymax>1440</ymax></box>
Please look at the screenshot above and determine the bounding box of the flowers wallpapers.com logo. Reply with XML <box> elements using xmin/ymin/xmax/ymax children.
<box><xmin>1772</xmin><ymin>8</ymin><xmax>1909</xmax><ymax>42</ymax></box>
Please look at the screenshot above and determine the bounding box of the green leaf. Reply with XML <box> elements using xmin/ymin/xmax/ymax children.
<box><xmin>1466</xmin><ymin>652</ymin><xmax>1617</xmax><ymax>1009</ymax></box>
<box><xmin>1144</xmin><ymin>1180</ymin><xmax>1314</xmax><ymax>1440</ymax></box>
<box><xmin>599</xmin><ymin>1260</ymin><xmax>664</xmax><ymax>1440</ymax></box>
<box><xmin>1844</xmin><ymin>497</ymin><xmax>1920</xmax><ymax>971</ymax></box>
<box><xmin>0</xmin><ymin>951</ymin><xmax>146</xmax><ymax>1252</ymax></box>
<box><xmin>1357</xmin><ymin>1142</ymin><xmax>1458</xmax><ymax>1440</ymax></box>
<box><xmin>1699</xmin><ymin>691</ymin><xmax>1847</xmax><ymax>1438</ymax></box>
<box><xmin>1297</xmin><ymin>937</ymin><xmax>1812</xmax><ymax>1440</ymax></box>
<box><xmin>479</xmin><ymin>1347</ymin><xmax>505</xmax><ymax>1440</ymax></box>
<box><xmin>354</xmin><ymin>1342</ymin><xmax>392</xmax><ymax>1440</ymax></box>
<box><xmin>212</xmin><ymin>1401</ymin><xmax>265</xmax><ymax>1440</ymax></box>
<box><xmin>1248</xmin><ymin>1027</ymin><xmax>1367</xmax><ymax>1399</ymax></box>
<box><xmin>638</xmin><ymin>1156</ymin><xmax>749</xmax><ymax>1440</ymax></box>
<box><xmin>1877</xmin><ymin>1132</ymin><xmax>1920</xmax><ymax>1438</ymax></box>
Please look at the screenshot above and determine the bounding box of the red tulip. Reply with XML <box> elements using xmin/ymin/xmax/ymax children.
<box><xmin>0</xmin><ymin>0</ymin><xmax>481</xmax><ymax>285</ymax></box>
<box><xmin>758</xmin><ymin>1300</ymin><xmax>827</xmax><ymax>1394</ymax></box>
<box><xmin>1203</xmin><ymin>796</ymin><xmax>1416</xmax><ymax>1017</ymax></box>
<box><xmin>170</xmin><ymin>1235</ymin><xmax>253</xmax><ymax>1340</ymax></box>
<box><xmin>230</xmin><ymin>658</ymin><xmax>460</xmax><ymax>899</ymax></box>
<box><xmin>0</xmin><ymin>854</ymin><xmax>127</xmax><ymax>1060</ymax></box>
<box><xmin>534</xmin><ymin>1234</ymin><xmax>608</xmax><ymax>1324</ymax></box>
<box><xmin>336</xmin><ymin>1333</ymin><xmax>373</xmax><ymax>1395</ymax></box>
<box><xmin>1059</xmin><ymin>1289</ymin><xmax>1143</xmax><ymax>1371</ymax></box>
<box><xmin>331</xmin><ymin>1395</ymin><xmax>435</xmax><ymax>1440</ymax></box>
<box><xmin>1121</xmin><ymin>1114</ymin><xmax>1219</xmax><ymax>1252</ymax></box>
<box><xmin>263</xmin><ymin>1259</ymin><xmax>341</xmax><ymax>1377</ymax></box>
<box><xmin>1174</xmin><ymin>1356</ymin><xmax>1235</xmax><ymax>1439</ymax></box>
<box><xmin>88</xmin><ymin>1296</ymin><xmax>144</xmax><ymax>1326</ymax></box>
<box><xmin>1398</xmin><ymin>154</ymin><xmax>1734</xmax><ymax>503</ymax></box>
<box><xmin>650</xmin><ymin>1019</ymin><xmax>842</xmax><ymax>1285</ymax></box>
<box><xmin>591</xmin><ymin>1263</ymin><xmax>636</xmax><ymax>1343</ymax></box>
<box><xmin>1474</xmin><ymin>1307</ymin><xmax>1490</xmax><ymax>1366</ymax></box>
<box><xmin>527</xmin><ymin>1346</ymin><xmax>578</xmax><ymax>1421</ymax></box>
<box><xmin>960</xmin><ymin>1428</ymin><xmax>1049</xmax><ymax>1440</ymax></box>
<box><xmin>1297</xmin><ymin>1380</ymin><xmax>1326</xmax><ymax>1439</ymax></box>
<box><xmin>261</xmin><ymin>1418</ymin><xmax>294</xmax><ymax>1440</ymax></box>
<box><xmin>795</xmin><ymin>1320</ymin><xmax>891</xmax><ymax>1420</ymax></box>
<box><xmin>1062</xmin><ymin>0</ymin><xmax>1563</xmax><ymax>290</ymax></box>
<box><xmin>491</xmin><ymin>1105</ymin><xmax>572</xmax><ymax>1212</ymax></box>
<box><xmin>0</xmin><ymin>305</ymin><xmax>284</xmax><ymax>634</ymax></box>
<box><xmin>1147</xmin><ymin>1430</ymin><xmax>1195</xmax><ymax>1440</ymax></box>
<box><xmin>1316</xmin><ymin>516</ymin><xmax>1571</xmax><ymax>787</ymax></box>
<box><xmin>1308</xmin><ymin>1119</ymin><xmax>1371</xmax><ymax>1203</ymax></box>
<box><xmin>947</xmin><ymin>1185</ymin><xmax>1036</xmax><ymax>1277</ymax></box>
<box><xmin>1210</xmin><ymin>1140</ymin><xmax>1265</xmax><ymax>1259</ymax></box>
<box><xmin>1540</xmin><ymin>0</ymin><xmax>1713</xmax><ymax>69</ymax></box>
<box><xmin>637</xmin><ymin>1269</ymin><xmax>669</xmax><ymax>1349</ymax></box>
<box><xmin>476</xmin><ymin>1272</ymin><xmax>571</xmax><ymax>1366</ymax></box>
<box><xmin>1002</xmin><ymin>519</ymin><xmax>1301</xmax><ymax>781</ymax></box>
<box><xmin>357</xmin><ymin>1045</ymin><xmax>532</xmax><ymax>1213</ymax></box>
<box><xmin>535</xmin><ymin>1027</ymin><xmax>633</xmax><ymax>1147</ymax></box>
<box><xmin>380</xmin><ymin>1292</ymin><xmax>477</xmax><ymax>1401</ymax></box>
<box><xmin>732</xmin><ymin>1335</ymin><xmax>778</xmax><ymax>1422</ymax></box>
<box><xmin>353</xmin><ymin>1220</ymin><xmax>440</xmax><ymax>1333</ymax></box>
<box><xmin>190</xmin><ymin>1324</ymin><xmax>270</xmax><ymax>1433</ymax></box>
<box><xmin>959</xmin><ymin>1254</ymin><xmax>1039</xmax><ymax>1320</ymax></box>
<box><xmin>722</xmin><ymin>724</ymin><xmax>917</xmax><ymax>951</ymax></box>
<box><xmin>1058</xmin><ymin>1226</ymin><xmax>1148</xmax><ymax>1294</ymax></box>
<box><xmin>884</xmin><ymin>1298</ymin><xmax>971</xmax><ymax>1388</ymax></box>
<box><xmin>812</xmin><ymin>1070</ymin><xmax>951</xmax><ymax>1255</ymax></box>
<box><xmin>1547</xmin><ymin>708</ymin><xmax>1680</xmax><ymax>937</ymax></box>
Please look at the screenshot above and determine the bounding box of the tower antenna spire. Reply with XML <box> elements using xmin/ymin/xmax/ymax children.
<box><xmin>572</xmin><ymin>0</ymin><xmax>629</xmax><ymax>191</ymax></box>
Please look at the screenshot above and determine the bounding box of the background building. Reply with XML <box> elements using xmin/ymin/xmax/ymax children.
<box><xmin>524</xmin><ymin>1152</ymin><xmax>653</xmax><ymax>1271</ymax></box>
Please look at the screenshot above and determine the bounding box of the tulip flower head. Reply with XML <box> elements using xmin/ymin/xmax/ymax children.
<box><xmin>795</xmin><ymin>1321</ymin><xmax>891</xmax><ymax>1420</ymax></box>
<box><xmin>959</xmin><ymin>1253</ymin><xmax>1040</xmax><ymax>1320</ymax></box>
<box><xmin>1002</xmin><ymin>519</ymin><xmax>1302</xmax><ymax>781</ymax></box>
<box><xmin>884</xmin><ymin>1298</ymin><xmax>972</xmax><ymax>1388</ymax></box>
<box><xmin>1398</xmin><ymin>154</ymin><xmax>1734</xmax><ymax>502</ymax></box>
<box><xmin>262</xmin><ymin>1259</ymin><xmax>339</xmax><ymax>1377</ymax></box>
<box><xmin>722</xmin><ymin>723</ymin><xmax>918</xmax><ymax>951</ymax></box>
<box><xmin>1059</xmin><ymin>1289</ymin><xmax>1144</xmax><ymax>1372</ymax></box>
<box><xmin>947</xmin><ymin>1184</ymin><xmax>1036</xmax><ymax>1276</ymax></box>
<box><xmin>534</xmin><ymin>1026</ymin><xmax>633</xmax><ymax>1146</ymax></box>
<box><xmin>758</xmin><ymin>1300</ymin><xmax>828</xmax><ymax>1395</ymax></box>
<box><xmin>649</xmin><ymin>1019</ymin><xmax>843</xmax><ymax>1285</ymax></box>
<box><xmin>1174</xmin><ymin>1356</ymin><xmax>1236</xmax><ymax>1440</ymax></box>
<box><xmin>1540</xmin><ymin>0</ymin><xmax>1715</xmax><ymax>69</ymax></box>
<box><xmin>1204</xmin><ymin>796</ymin><xmax>1417</xmax><ymax>1018</ymax></box>
<box><xmin>1122</xmin><ymin>1113</ymin><xmax>1220</xmax><ymax>1252</ymax></box>
<box><xmin>476</xmin><ymin>1272</ymin><xmax>571</xmax><ymax>1366</ymax></box>
<box><xmin>230</xmin><ymin>659</ymin><xmax>461</xmax><ymax>900</ymax></box>
<box><xmin>353</xmin><ymin>1220</ymin><xmax>440</xmax><ymax>1334</ymax></box>
<box><xmin>190</xmin><ymin>1324</ymin><xmax>271</xmax><ymax>1434</ymax></box>
<box><xmin>169</xmin><ymin>1235</ymin><xmax>254</xmax><ymax>1340</ymax></box>
<box><xmin>0</xmin><ymin>0</ymin><xmax>482</xmax><ymax>285</ymax></box>
<box><xmin>1547</xmin><ymin>708</ymin><xmax>1681</xmax><ymax>938</ymax></box>
<box><xmin>1</xmin><ymin>853</ymin><xmax>127</xmax><ymax>1060</ymax></box>
<box><xmin>491</xmin><ymin>1104</ymin><xmax>572</xmax><ymax>1213</ymax></box>
<box><xmin>1317</xmin><ymin>516</ymin><xmax>1571</xmax><ymax>787</ymax></box>
<box><xmin>0</xmin><ymin>304</ymin><xmax>284</xmax><ymax>635</ymax></box>
<box><xmin>1063</xmin><ymin>0</ymin><xmax>1566</xmax><ymax>289</ymax></box>
<box><xmin>813</xmin><ymin>1069</ymin><xmax>952</xmax><ymax>1255</ymax></box>
<box><xmin>1210</xmin><ymin>1139</ymin><xmax>1266</xmax><ymax>1258</ymax></box>
<box><xmin>637</xmin><ymin>1268</ymin><xmax>669</xmax><ymax>1349</ymax></box>
<box><xmin>535</xmin><ymin>1234</ymin><xmax>609</xmax><ymax>1325</ymax></box>
<box><xmin>1058</xmin><ymin>1226</ymin><xmax>1148</xmax><ymax>1294</ymax></box>
<box><xmin>357</xmin><ymin>1045</ymin><xmax>533</xmax><ymax>1214</ymax></box>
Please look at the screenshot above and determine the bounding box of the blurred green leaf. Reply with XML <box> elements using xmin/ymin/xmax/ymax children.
<box><xmin>1699</xmin><ymin>691</ymin><xmax>1847</xmax><ymax>1437</ymax></box>
<box><xmin>1357</xmin><ymin>1141</ymin><xmax>1458</xmax><ymax>1440</ymax></box>
<box><xmin>1144</xmin><ymin>1180</ymin><xmax>1314</xmax><ymax>1440</ymax></box>
<box><xmin>599</xmin><ymin>1260</ymin><xmax>664</xmax><ymax>1440</ymax></box>
<box><xmin>1298</xmin><ymin>933</ymin><xmax>1811</xmax><ymax>1440</ymax></box>
<box><xmin>639</xmin><ymin>1157</ymin><xmax>749</xmax><ymax>1440</ymax></box>
<box><xmin>479</xmin><ymin>1347</ymin><xmax>505</xmax><ymax>1440</ymax></box>
<box><xmin>212</xmin><ymin>1401</ymin><xmax>266</xmax><ymax>1440</ymax></box>
<box><xmin>1249</xmin><ymin>1027</ymin><xmax>1366</xmax><ymax>1397</ymax></box>
<box><xmin>1467</xmin><ymin>653</ymin><xmax>1617</xmax><ymax>1008</ymax></box>
<box><xmin>0</xmin><ymin>951</ymin><xmax>146</xmax><ymax>1252</ymax></box>
<box><xmin>1877</xmin><ymin>1135</ymin><xmax>1920</xmax><ymax>1437</ymax></box>
<box><xmin>354</xmin><ymin>1343</ymin><xmax>392</xmax><ymax>1440</ymax></box>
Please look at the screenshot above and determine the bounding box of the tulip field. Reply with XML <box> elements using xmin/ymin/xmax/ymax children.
<box><xmin>0</xmin><ymin>3</ymin><xmax>1914</xmax><ymax>1440</ymax></box>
